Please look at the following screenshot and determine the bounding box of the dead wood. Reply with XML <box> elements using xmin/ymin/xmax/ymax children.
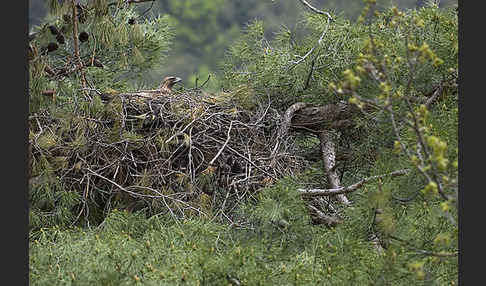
<box><xmin>290</xmin><ymin>100</ymin><xmax>357</xmax><ymax>133</ymax></box>
<box><xmin>319</xmin><ymin>130</ymin><xmax>351</xmax><ymax>205</ymax></box>
<box><xmin>298</xmin><ymin>169</ymin><xmax>409</xmax><ymax>197</ymax></box>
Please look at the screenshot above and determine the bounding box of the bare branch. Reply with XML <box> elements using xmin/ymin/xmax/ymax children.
<box><xmin>209</xmin><ymin>121</ymin><xmax>234</xmax><ymax>165</ymax></box>
<box><xmin>271</xmin><ymin>102</ymin><xmax>308</xmax><ymax>159</ymax></box>
<box><xmin>291</xmin><ymin>16</ymin><xmax>331</xmax><ymax>66</ymax></box>
<box><xmin>298</xmin><ymin>169</ymin><xmax>409</xmax><ymax>197</ymax></box>
<box><xmin>319</xmin><ymin>130</ymin><xmax>350</xmax><ymax>205</ymax></box>
<box><xmin>297</xmin><ymin>0</ymin><xmax>334</xmax><ymax>21</ymax></box>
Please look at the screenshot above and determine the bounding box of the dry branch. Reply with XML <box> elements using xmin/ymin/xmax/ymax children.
<box><xmin>319</xmin><ymin>130</ymin><xmax>350</xmax><ymax>205</ymax></box>
<box><xmin>424</xmin><ymin>76</ymin><xmax>456</xmax><ymax>108</ymax></box>
<box><xmin>270</xmin><ymin>102</ymin><xmax>308</xmax><ymax>165</ymax></box>
<box><xmin>298</xmin><ymin>169</ymin><xmax>409</xmax><ymax>197</ymax></box>
<box><xmin>292</xmin><ymin>14</ymin><xmax>331</xmax><ymax>66</ymax></box>
<box><xmin>209</xmin><ymin>121</ymin><xmax>234</xmax><ymax>165</ymax></box>
<box><xmin>290</xmin><ymin>100</ymin><xmax>358</xmax><ymax>132</ymax></box>
<box><xmin>297</xmin><ymin>0</ymin><xmax>334</xmax><ymax>21</ymax></box>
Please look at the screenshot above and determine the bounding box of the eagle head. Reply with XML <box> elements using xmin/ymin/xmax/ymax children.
<box><xmin>160</xmin><ymin>76</ymin><xmax>182</xmax><ymax>91</ymax></box>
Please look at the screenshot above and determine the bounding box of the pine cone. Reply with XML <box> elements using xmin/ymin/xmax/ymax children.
<box><xmin>128</xmin><ymin>18</ymin><xmax>137</xmax><ymax>25</ymax></box>
<box><xmin>79</xmin><ymin>31</ymin><xmax>89</xmax><ymax>43</ymax></box>
<box><xmin>47</xmin><ymin>42</ymin><xmax>59</xmax><ymax>53</ymax></box>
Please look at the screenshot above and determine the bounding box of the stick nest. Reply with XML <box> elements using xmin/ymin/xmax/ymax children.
<box><xmin>29</xmin><ymin>88</ymin><xmax>308</xmax><ymax>225</ymax></box>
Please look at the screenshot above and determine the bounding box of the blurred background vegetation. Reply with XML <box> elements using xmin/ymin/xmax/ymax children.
<box><xmin>29</xmin><ymin>0</ymin><xmax>456</xmax><ymax>91</ymax></box>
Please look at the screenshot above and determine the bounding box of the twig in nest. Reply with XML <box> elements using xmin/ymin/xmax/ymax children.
<box><xmin>206</xmin><ymin>135</ymin><xmax>278</xmax><ymax>180</ymax></box>
<box><xmin>86</xmin><ymin>168</ymin><xmax>206</xmax><ymax>215</ymax></box>
<box><xmin>209</xmin><ymin>121</ymin><xmax>234</xmax><ymax>165</ymax></box>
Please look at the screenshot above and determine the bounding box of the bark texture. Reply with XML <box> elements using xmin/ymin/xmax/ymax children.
<box><xmin>290</xmin><ymin>101</ymin><xmax>356</xmax><ymax>133</ymax></box>
<box><xmin>319</xmin><ymin>130</ymin><xmax>351</xmax><ymax>205</ymax></box>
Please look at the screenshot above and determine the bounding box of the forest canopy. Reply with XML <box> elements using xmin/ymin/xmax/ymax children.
<box><xmin>29</xmin><ymin>0</ymin><xmax>458</xmax><ymax>285</ymax></box>
<box><xmin>29</xmin><ymin>0</ymin><xmax>458</xmax><ymax>89</ymax></box>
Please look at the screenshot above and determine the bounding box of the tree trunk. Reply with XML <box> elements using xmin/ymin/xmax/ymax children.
<box><xmin>319</xmin><ymin>130</ymin><xmax>350</xmax><ymax>205</ymax></box>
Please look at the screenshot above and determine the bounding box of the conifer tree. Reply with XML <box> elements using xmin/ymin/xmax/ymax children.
<box><xmin>29</xmin><ymin>0</ymin><xmax>173</xmax><ymax>113</ymax></box>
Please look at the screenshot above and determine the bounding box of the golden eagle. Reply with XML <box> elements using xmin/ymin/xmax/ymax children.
<box><xmin>141</xmin><ymin>76</ymin><xmax>182</xmax><ymax>99</ymax></box>
<box><xmin>100</xmin><ymin>76</ymin><xmax>182</xmax><ymax>102</ymax></box>
<box><xmin>159</xmin><ymin>76</ymin><xmax>182</xmax><ymax>95</ymax></box>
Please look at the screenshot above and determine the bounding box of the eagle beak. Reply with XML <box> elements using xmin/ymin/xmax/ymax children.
<box><xmin>174</xmin><ymin>77</ymin><xmax>182</xmax><ymax>83</ymax></box>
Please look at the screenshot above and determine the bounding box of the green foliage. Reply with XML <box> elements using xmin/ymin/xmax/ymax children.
<box><xmin>29</xmin><ymin>2</ymin><xmax>457</xmax><ymax>285</ymax></box>
<box><xmin>29</xmin><ymin>175</ymin><xmax>82</xmax><ymax>232</ymax></box>
<box><xmin>29</xmin><ymin>1</ymin><xmax>173</xmax><ymax>113</ymax></box>
<box><xmin>30</xmin><ymin>179</ymin><xmax>457</xmax><ymax>285</ymax></box>
<box><xmin>31</xmin><ymin>0</ymin><xmax>457</xmax><ymax>92</ymax></box>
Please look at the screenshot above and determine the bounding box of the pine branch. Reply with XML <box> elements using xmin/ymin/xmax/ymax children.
<box><xmin>298</xmin><ymin>169</ymin><xmax>409</xmax><ymax>197</ymax></box>
<box><xmin>297</xmin><ymin>0</ymin><xmax>334</xmax><ymax>21</ymax></box>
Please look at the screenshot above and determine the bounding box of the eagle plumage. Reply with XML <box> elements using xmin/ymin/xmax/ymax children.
<box><xmin>141</xmin><ymin>76</ymin><xmax>182</xmax><ymax>99</ymax></box>
<box><xmin>100</xmin><ymin>76</ymin><xmax>182</xmax><ymax>102</ymax></box>
<box><xmin>158</xmin><ymin>76</ymin><xmax>182</xmax><ymax>95</ymax></box>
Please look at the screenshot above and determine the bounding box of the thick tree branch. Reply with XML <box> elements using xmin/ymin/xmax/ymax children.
<box><xmin>290</xmin><ymin>100</ymin><xmax>357</xmax><ymax>132</ymax></box>
<box><xmin>270</xmin><ymin>102</ymin><xmax>308</xmax><ymax>165</ymax></box>
<box><xmin>319</xmin><ymin>130</ymin><xmax>350</xmax><ymax>205</ymax></box>
<box><xmin>298</xmin><ymin>169</ymin><xmax>409</xmax><ymax>197</ymax></box>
